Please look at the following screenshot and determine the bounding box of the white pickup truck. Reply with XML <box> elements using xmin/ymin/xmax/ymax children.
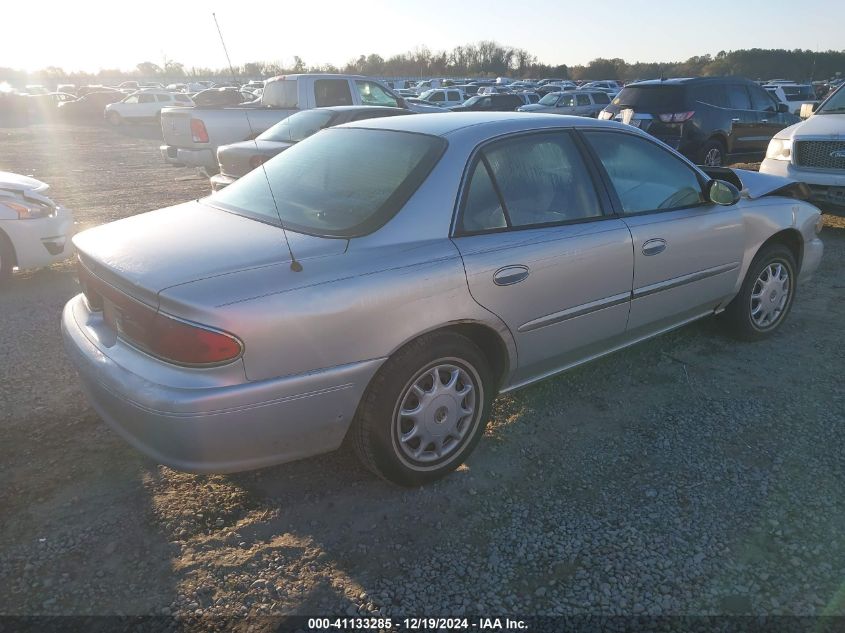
<box><xmin>159</xmin><ymin>74</ymin><xmax>414</xmax><ymax>170</ymax></box>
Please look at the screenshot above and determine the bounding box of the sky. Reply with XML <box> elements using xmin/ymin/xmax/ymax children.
<box><xmin>4</xmin><ymin>0</ymin><xmax>844</xmax><ymax>73</ymax></box>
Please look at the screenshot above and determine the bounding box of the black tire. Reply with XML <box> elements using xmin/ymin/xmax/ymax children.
<box><xmin>107</xmin><ymin>111</ymin><xmax>122</xmax><ymax>126</ymax></box>
<box><xmin>0</xmin><ymin>231</ymin><xmax>15</xmax><ymax>284</ymax></box>
<box><xmin>721</xmin><ymin>244</ymin><xmax>797</xmax><ymax>341</ymax></box>
<box><xmin>352</xmin><ymin>331</ymin><xmax>494</xmax><ymax>487</ymax></box>
<box><xmin>697</xmin><ymin>138</ymin><xmax>726</xmax><ymax>167</ymax></box>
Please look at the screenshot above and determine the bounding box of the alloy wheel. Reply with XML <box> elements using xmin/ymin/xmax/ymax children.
<box><xmin>750</xmin><ymin>261</ymin><xmax>791</xmax><ymax>329</ymax></box>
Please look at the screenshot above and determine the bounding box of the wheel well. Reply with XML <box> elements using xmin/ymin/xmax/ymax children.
<box><xmin>760</xmin><ymin>229</ymin><xmax>803</xmax><ymax>269</ymax></box>
<box><xmin>0</xmin><ymin>228</ymin><xmax>17</xmax><ymax>267</ymax></box>
<box><xmin>442</xmin><ymin>323</ymin><xmax>510</xmax><ymax>389</ymax></box>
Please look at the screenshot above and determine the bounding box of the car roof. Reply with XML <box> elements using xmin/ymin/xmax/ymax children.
<box><xmin>342</xmin><ymin>111</ymin><xmax>628</xmax><ymax>138</ymax></box>
<box><xmin>627</xmin><ymin>76</ymin><xmax>749</xmax><ymax>87</ymax></box>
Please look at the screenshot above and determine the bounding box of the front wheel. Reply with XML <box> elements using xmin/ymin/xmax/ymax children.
<box><xmin>351</xmin><ymin>331</ymin><xmax>494</xmax><ymax>487</ymax></box>
<box><xmin>721</xmin><ymin>244</ymin><xmax>797</xmax><ymax>340</ymax></box>
<box><xmin>107</xmin><ymin>111</ymin><xmax>122</xmax><ymax>126</ymax></box>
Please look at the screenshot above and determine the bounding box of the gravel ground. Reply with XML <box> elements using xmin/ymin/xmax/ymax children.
<box><xmin>0</xmin><ymin>123</ymin><xmax>844</xmax><ymax>629</ymax></box>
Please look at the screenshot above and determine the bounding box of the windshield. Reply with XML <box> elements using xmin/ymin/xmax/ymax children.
<box><xmin>538</xmin><ymin>93</ymin><xmax>559</xmax><ymax>106</ymax></box>
<box><xmin>612</xmin><ymin>85</ymin><xmax>686</xmax><ymax>110</ymax></box>
<box><xmin>258</xmin><ymin>110</ymin><xmax>335</xmax><ymax>143</ymax></box>
<box><xmin>419</xmin><ymin>89</ymin><xmax>437</xmax><ymax>101</ymax></box>
<box><xmin>209</xmin><ymin>128</ymin><xmax>446</xmax><ymax>237</ymax></box>
<box><xmin>817</xmin><ymin>86</ymin><xmax>845</xmax><ymax>114</ymax></box>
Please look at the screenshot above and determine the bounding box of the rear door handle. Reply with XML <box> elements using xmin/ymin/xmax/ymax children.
<box><xmin>642</xmin><ymin>239</ymin><xmax>667</xmax><ymax>256</ymax></box>
<box><xmin>761</xmin><ymin>118</ymin><xmax>769</xmax><ymax>123</ymax></box>
<box><xmin>493</xmin><ymin>265</ymin><xmax>530</xmax><ymax>286</ymax></box>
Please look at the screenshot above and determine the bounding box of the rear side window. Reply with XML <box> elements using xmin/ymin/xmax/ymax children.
<box><xmin>156</xmin><ymin>94</ymin><xmax>171</xmax><ymax>102</ymax></box>
<box><xmin>583</xmin><ymin>131</ymin><xmax>704</xmax><ymax>214</ymax></box>
<box><xmin>612</xmin><ymin>86</ymin><xmax>686</xmax><ymax>110</ymax></box>
<box><xmin>175</xmin><ymin>94</ymin><xmax>191</xmax><ymax>103</ymax></box>
<box><xmin>725</xmin><ymin>84</ymin><xmax>752</xmax><ymax>110</ymax></box>
<box><xmin>592</xmin><ymin>92</ymin><xmax>610</xmax><ymax>104</ymax></box>
<box><xmin>459</xmin><ymin>132</ymin><xmax>603</xmax><ymax>233</ymax></box>
<box><xmin>691</xmin><ymin>84</ymin><xmax>729</xmax><ymax>108</ymax></box>
<box><xmin>315</xmin><ymin>79</ymin><xmax>353</xmax><ymax>107</ymax></box>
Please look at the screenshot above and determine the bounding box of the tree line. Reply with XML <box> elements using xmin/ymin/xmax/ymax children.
<box><xmin>2</xmin><ymin>44</ymin><xmax>843</xmax><ymax>86</ymax></box>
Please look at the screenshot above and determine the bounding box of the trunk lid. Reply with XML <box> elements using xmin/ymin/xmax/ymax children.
<box><xmin>217</xmin><ymin>140</ymin><xmax>292</xmax><ymax>178</ymax></box>
<box><xmin>73</xmin><ymin>200</ymin><xmax>347</xmax><ymax>300</ymax></box>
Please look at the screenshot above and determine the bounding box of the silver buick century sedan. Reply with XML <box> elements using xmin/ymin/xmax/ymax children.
<box><xmin>62</xmin><ymin>113</ymin><xmax>824</xmax><ymax>486</ymax></box>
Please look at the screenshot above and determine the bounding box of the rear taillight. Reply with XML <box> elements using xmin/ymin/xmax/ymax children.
<box><xmin>249</xmin><ymin>155</ymin><xmax>267</xmax><ymax>169</ymax></box>
<box><xmin>190</xmin><ymin>118</ymin><xmax>209</xmax><ymax>143</ymax></box>
<box><xmin>658</xmin><ymin>111</ymin><xmax>695</xmax><ymax>123</ymax></box>
<box><xmin>76</xmin><ymin>259</ymin><xmax>242</xmax><ymax>366</ymax></box>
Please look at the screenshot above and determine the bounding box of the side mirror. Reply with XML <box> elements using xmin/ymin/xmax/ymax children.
<box><xmin>777</xmin><ymin>102</ymin><xmax>789</xmax><ymax>113</ymax></box>
<box><xmin>800</xmin><ymin>102</ymin><xmax>817</xmax><ymax>119</ymax></box>
<box><xmin>706</xmin><ymin>179</ymin><xmax>741</xmax><ymax>206</ymax></box>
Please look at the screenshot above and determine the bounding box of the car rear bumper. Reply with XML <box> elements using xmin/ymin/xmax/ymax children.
<box><xmin>159</xmin><ymin>145</ymin><xmax>217</xmax><ymax>169</ymax></box>
<box><xmin>61</xmin><ymin>294</ymin><xmax>384</xmax><ymax>474</ymax></box>
<box><xmin>0</xmin><ymin>205</ymin><xmax>75</xmax><ymax>270</ymax></box>
<box><xmin>209</xmin><ymin>174</ymin><xmax>236</xmax><ymax>191</ymax></box>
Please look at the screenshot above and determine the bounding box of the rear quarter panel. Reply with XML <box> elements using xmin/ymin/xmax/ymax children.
<box><xmin>158</xmin><ymin>240</ymin><xmax>516</xmax><ymax>383</ymax></box>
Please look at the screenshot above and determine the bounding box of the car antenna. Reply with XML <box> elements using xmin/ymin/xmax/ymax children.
<box><xmin>212</xmin><ymin>12</ymin><xmax>303</xmax><ymax>272</ymax></box>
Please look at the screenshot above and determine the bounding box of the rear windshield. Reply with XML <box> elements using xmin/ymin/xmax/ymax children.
<box><xmin>612</xmin><ymin>85</ymin><xmax>686</xmax><ymax>110</ymax></box>
<box><xmin>258</xmin><ymin>109</ymin><xmax>335</xmax><ymax>143</ymax></box>
<box><xmin>209</xmin><ymin>128</ymin><xmax>446</xmax><ymax>237</ymax></box>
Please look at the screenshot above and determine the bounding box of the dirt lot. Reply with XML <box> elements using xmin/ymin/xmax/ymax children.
<box><xmin>1</xmin><ymin>123</ymin><xmax>844</xmax><ymax>629</ymax></box>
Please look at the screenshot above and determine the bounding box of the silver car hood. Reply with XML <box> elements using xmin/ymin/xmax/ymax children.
<box><xmin>73</xmin><ymin>200</ymin><xmax>347</xmax><ymax>297</ymax></box>
<box><xmin>0</xmin><ymin>171</ymin><xmax>50</xmax><ymax>195</ymax></box>
<box><xmin>703</xmin><ymin>168</ymin><xmax>810</xmax><ymax>201</ymax></box>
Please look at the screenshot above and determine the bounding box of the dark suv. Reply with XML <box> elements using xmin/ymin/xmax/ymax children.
<box><xmin>450</xmin><ymin>93</ymin><xmax>525</xmax><ymax>112</ymax></box>
<box><xmin>600</xmin><ymin>77</ymin><xmax>800</xmax><ymax>166</ymax></box>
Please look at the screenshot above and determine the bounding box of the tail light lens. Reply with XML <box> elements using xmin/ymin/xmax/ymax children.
<box><xmin>597</xmin><ymin>110</ymin><xmax>613</xmax><ymax>120</ymax></box>
<box><xmin>190</xmin><ymin>118</ymin><xmax>209</xmax><ymax>143</ymax></box>
<box><xmin>249</xmin><ymin>155</ymin><xmax>267</xmax><ymax>169</ymax></box>
<box><xmin>76</xmin><ymin>259</ymin><xmax>242</xmax><ymax>366</ymax></box>
<box><xmin>658</xmin><ymin>111</ymin><xmax>695</xmax><ymax>123</ymax></box>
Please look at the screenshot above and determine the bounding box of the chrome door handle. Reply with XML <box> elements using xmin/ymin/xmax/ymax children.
<box><xmin>731</xmin><ymin>118</ymin><xmax>741</xmax><ymax>123</ymax></box>
<box><xmin>642</xmin><ymin>239</ymin><xmax>667</xmax><ymax>256</ymax></box>
<box><xmin>493</xmin><ymin>265</ymin><xmax>530</xmax><ymax>286</ymax></box>
<box><xmin>761</xmin><ymin>118</ymin><xmax>769</xmax><ymax>123</ymax></box>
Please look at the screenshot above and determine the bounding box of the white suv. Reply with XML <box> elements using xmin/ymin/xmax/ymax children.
<box><xmin>761</xmin><ymin>83</ymin><xmax>845</xmax><ymax>211</ymax></box>
<box><xmin>104</xmin><ymin>90</ymin><xmax>193</xmax><ymax>125</ymax></box>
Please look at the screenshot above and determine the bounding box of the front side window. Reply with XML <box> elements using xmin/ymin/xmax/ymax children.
<box><xmin>558</xmin><ymin>94</ymin><xmax>575</xmax><ymax>107</ymax></box>
<box><xmin>593</xmin><ymin>92</ymin><xmax>610</xmax><ymax>104</ymax></box>
<box><xmin>583</xmin><ymin>131</ymin><xmax>704</xmax><ymax>214</ymax></box>
<box><xmin>447</xmin><ymin>91</ymin><xmax>460</xmax><ymax>101</ymax></box>
<box><xmin>210</xmin><ymin>128</ymin><xmax>445</xmax><ymax>237</ymax></box>
<box><xmin>156</xmin><ymin>94</ymin><xmax>171</xmax><ymax>102</ymax></box>
<box><xmin>356</xmin><ymin>81</ymin><xmax>400</xmax><ymax>107</ymax></box>
<box><xmin>314</xmin><ymin>79</ymin><xmax>353</xmax><ymax>107</ymax></box>
<box><xmin>122</xmin><ymin>95</ymin><xmax>139</xmax><ymax>104</ymax></box>
<box><xmin>139</xmin><ymin>94</ymin><xmax>156</xmax><ymax>103</ymax></box>
<box><xmin>459</xmin><ymin>132</ymin><xmax>603</xmax><ymax>233</ymax></box>
<box><xmin>748</xmin><ymin>85</ymin><xmax>777</xmax><ymax>112</ymax></box>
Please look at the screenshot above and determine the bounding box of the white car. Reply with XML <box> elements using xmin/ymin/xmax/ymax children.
<box><xmin>104</xmin><ymin>90</ymin><xmax>193</xmax><ymax>125</ymax></box>
<box><xmin>761</xmin><ymin>83</ymin><xmax>845</xmax><ymax>211</ymax></box>
<box><xmin>763</xmin><ymin>83</ymin><xmax>818</xmax><ymax>115</ymax></box>
<box><xmin>0</xmin><ymin>172</ymin><xmax>75</xmax><ymax>280</ymax></box>
<box><xmin>580</xmin><ymin>80</ymin><xmax>621</xmax><ymax>97</ymax></box>
<box><xmin>418</xmin><ymin>88</ymin><xmax>466</xmax><ymax>108</ymax></box>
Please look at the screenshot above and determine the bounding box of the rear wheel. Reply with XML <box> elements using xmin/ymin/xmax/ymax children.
<box><xmin>697</xmin><ymin>138</ymin><xmax>726</xmax><ymax>167</ymax></box>
<box><xmin>721</xmin><ymin>244</ymin><xmax>797</xmax><ymax>340</ymax></box>
<box><xmin>352</xmin><ymin>331</ymin><xmax>494</xmax><ymax>487</ymax></box>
